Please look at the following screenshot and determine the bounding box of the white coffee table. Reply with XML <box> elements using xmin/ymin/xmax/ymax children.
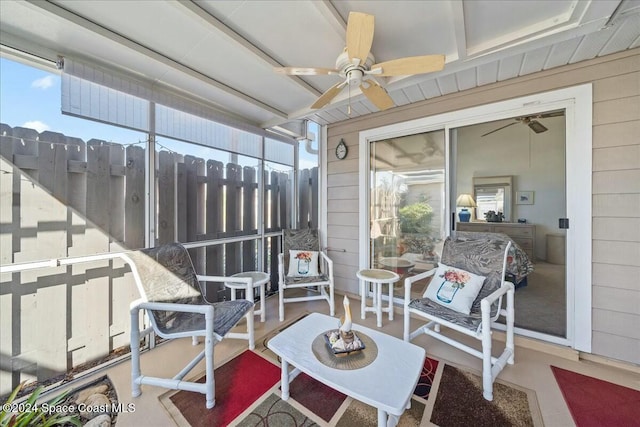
<box><xmin>267</xmin><ymin>312</ymin><xmax>425</xmax><ymax>427</ymax></box>
<box><xmin>225</xmin><ymin>271</ymin><xmax>269</xmax><ymax>322</ymax></box>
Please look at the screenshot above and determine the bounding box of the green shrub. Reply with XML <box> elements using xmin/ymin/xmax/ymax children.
<box><xmin>0</xmin><ymin>382</ymin><xmax>81</xmax><ymax>427</ymax></box>
<box><xmin>398</xmin><ymin>202</ymin><xmax>434</xmax><ymax>234</ymax></box>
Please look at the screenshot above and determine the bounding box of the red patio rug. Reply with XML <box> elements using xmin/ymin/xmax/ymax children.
<box><xmin>551</xmin><ymin>365</ymin><xmax>640</xmax><ymax>426</ymax></box>
<box><xmin>164</xmin><ymin>350</ymin><xmax>280</xmax><ymax>427</ymax></box>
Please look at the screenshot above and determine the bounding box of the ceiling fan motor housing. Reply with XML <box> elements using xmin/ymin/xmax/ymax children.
<box><xmin>336</xmin><ymin>50</ymin><xmax>375</xmax><ymax>86</ymax></box>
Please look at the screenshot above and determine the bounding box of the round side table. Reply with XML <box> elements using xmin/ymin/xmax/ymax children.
<box><xmin>356</xmin><ymin>268</ymin><xmax>399</xmax><ymax>328</ymax></box>
<box><xmin>226</xmin><ymin>271</ymin><xmax>269</xmax><ymax>322</ymax></box>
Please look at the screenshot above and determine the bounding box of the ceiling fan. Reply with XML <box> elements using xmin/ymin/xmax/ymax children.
<box><xmin>481</xmin><ymin>111</ymin><xmax>565</xmax><ymax>137</ymax></box>
<box><xmin>274</xmin><ymin>12</ymin><xmax>445</xmax><ymax>111</ymax></box>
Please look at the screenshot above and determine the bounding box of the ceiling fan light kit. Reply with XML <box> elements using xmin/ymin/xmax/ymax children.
<box><xmin>274</xmin><ymin>11</ymin><xmax>445</xmax><ymax>112</ymax></box>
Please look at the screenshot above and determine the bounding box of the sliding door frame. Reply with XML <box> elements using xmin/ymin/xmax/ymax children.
<box><xmin>358</xmin><ymin>84</ymin><xmax>592</xmax><ymax>352</ymax></box>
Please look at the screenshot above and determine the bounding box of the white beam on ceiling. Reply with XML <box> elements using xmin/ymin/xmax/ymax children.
<box><xmin>312</xmin><ymin>0</ymin><xmax>347</xmax><ymax>39</ymax></box>
<box><xmin>29</xmin><ymin>0</ymin><xmax>288</xmax><ymax>119</ymax></box>
<box><xmin>177</xmin><ymin>0</ymin><xmax>323</xmax><ymax>98</ymax></box>
<box><xmin>450</xmin><ymin>0</ymin><xmax>467</xmax><ymax>61</ymax></box>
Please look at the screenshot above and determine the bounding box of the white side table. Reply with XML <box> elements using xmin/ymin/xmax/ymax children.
<box><xmin>357</xmin><ymin>268</ymin><xmax>399</xmax><ymax>327</ymax></box>
<box><xmin>226</xmin><ymin>271</ymin><xmax>269</xmax><ymax>322</ymax></box>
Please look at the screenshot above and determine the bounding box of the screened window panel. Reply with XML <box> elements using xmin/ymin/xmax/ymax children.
<box><xmin>265</xmin><ymin>138</ymin><xmax>294</xmax><ymax>166</ymax></box>
<box><xmin>155</xmin><ymin>105</ymin><xmax>262</xmax><ymax>158</ymax></box>
<box><xmin>62</xmin><ymin>74</ymin><xmax>150</xmax><ymax>132</ymax></box>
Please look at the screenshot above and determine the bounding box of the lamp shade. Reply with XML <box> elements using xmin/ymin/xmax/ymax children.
<box><xmin>456</xmin><ymin>194</ymin><xmax>477</xmax><ymax>208</ymax></box>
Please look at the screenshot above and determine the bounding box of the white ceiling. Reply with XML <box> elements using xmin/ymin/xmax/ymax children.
<box><xmin>1</xmin><ymin>0</ymin><xmax>639</xmax><ymax>137</ymax></box>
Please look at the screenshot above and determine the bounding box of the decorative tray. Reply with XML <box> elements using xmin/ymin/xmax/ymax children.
<box><xmin>323</xmin><ymin>329</ymin><xmax>366</xmax><ymax>356</ymax></box>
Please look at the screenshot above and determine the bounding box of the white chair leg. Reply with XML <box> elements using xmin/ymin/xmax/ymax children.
<box><xmin>481</xmin><ymin>325</ymin><xmax>494</xmax><ymax>401</ymax></box>
<box><xmin>247</xmin><ymin>307</ymin><xmax>255</xmax><ymax>350</ymax></box>
<box><xmin>204</xmin><ymin>312</ymin><xmax>215</xmax><ymax>409</ymax></box>
<box><xmin>279</xmin><ymin>284</ymin><xmax>285</xmax><ymax>322</ymax></box>
<box><xmin>130</xmin><ymin>308</ymin><xmax>142</xmax><ymax>398</ymax></box>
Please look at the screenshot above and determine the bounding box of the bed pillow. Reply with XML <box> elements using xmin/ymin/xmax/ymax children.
<box><xmin>288</xmin><ymin>250</ymin><xmax>320</xmax><ymax>277</ymax></box>
<box><xmin>424</xmin><ymin>262</ymin><xmax>486</xmax><ymax>314</ymax></box>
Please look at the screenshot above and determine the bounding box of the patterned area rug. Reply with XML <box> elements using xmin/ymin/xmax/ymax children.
<box><xmin>160</xmin><ymin>348</ymin><xmax>542</xmax><ymax>427</ymax></box>
<box><xmin>431</xmin><ymin>365</ymin><xmax>540</xmax><ymax>427</ymax></box>
<box><xmin>551</xmin><ymin>365</ymin><xmax>640</xmax><ymax>426</ymax></box>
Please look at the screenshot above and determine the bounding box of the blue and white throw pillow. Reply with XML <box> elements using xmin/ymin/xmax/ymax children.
<box><xmin>424</xmin><ymin>262</ymin><xmax>486</xmax><ymax>314</ymax></box>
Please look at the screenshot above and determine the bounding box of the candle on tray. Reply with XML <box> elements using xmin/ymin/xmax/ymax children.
<box><xmin>339</xmin><ymin>295</ymin><xmax>354</xmax><ymax>345</ymax></box>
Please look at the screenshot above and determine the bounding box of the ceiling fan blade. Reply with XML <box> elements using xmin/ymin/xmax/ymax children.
<box><xmin>360</xmin><ymin>80</ymin><xmax>394</xmax><ymax>111</ymax></box>
<box><xmin>481</xmin><ymin>121</ymin><xmax>518</xmax><ymax>137</ymax></box>
<box><xmin>310</xmin><ymin>81</ymin><xmax>346</xmax><ymax>109</ymax></box>
<box><xmin>274</xmin><ymin>67</ymin><xmax>339</xmax><ymax>76</ymax></box>
<box><xmin>346</xmin><ymin>12</ymin><xmax>374</xmax><ymax>65</ymax></box>
<box><xmin>528</xmin><ymin>120</ymin><xmax>548</xmax><ymax>133</ymax></box>
<box><xmin>538</xmin><ymin>110</ymin><xmax>565</xmax><ymax>118</ymax></box>
<box><xmin>370</xmin><ymin>55</ymin><xmax>445</xmax><ymax>76</ymax></box>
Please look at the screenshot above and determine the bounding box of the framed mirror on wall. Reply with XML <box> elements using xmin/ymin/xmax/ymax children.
<box><xmin>473</xmin><ymin>176</ymin><xmax>513</xmax><ymax>222</ymax></box>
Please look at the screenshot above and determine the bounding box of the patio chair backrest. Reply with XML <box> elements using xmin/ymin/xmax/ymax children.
<box><xmin>283</xmin><ymin>228</ymin><xmax>321</xmax><ymax>272</ymax></box>
<box><xmin>127</xmin><ymin>242</ymin><xmax>205</xmax><ymax>332</ymax></box>
<box><xmin>440</xmin><ymin>235</ymin><xmax>513</xmax><ymax>317</ymax></box>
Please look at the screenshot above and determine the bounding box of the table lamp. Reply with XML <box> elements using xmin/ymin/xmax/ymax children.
<box><xmin>456</xmin><ymin>194</ymin><xmax>476</xmax><ymax>222</ymax></box>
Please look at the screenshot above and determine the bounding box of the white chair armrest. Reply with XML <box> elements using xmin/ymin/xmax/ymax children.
<box><xmin>404</xmin><ymin>267</ymin><xmax>437</xmax><ymax>303</ymax></box>
<box><xmin>480</xmin><ymin>280</ymin><xmax>514</xmax><ymax>309</ymax></box>
<box><xmin>319</xmin><ymin>251</ymin><xmax>334</xmax><ymax>277</ymax></box>
<box><xmin>130</xmin><ymin>299</ymin><xmax>214</xmax><ymax>316</ymax></box>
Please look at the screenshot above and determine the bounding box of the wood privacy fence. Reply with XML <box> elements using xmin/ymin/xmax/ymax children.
<box><xmin>0</xmin><ymin>123</ymin><xmax>318</xmax><ymax>395</ymax></box>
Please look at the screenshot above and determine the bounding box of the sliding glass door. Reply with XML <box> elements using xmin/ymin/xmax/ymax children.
<box><xmin>369</xmin><ymin>130</ymin><xmax>446</xmax><ymax>299</ymax></box>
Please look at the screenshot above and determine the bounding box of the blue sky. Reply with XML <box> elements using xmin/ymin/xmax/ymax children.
<box><xmin>0</xmin><ymin>57</ymin><xmax>145</xmax><ymax>144</ymax></box>
<box><xmin>1</xmin><ymin>57</ymin><xmax>317</xmax><ymax>169</ymax></box>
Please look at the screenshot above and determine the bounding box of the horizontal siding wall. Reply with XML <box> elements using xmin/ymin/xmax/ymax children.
<box><xmin>326</xmin><ymin>48</ymin><xmax>640</xmax><ymax>365</ymax></box>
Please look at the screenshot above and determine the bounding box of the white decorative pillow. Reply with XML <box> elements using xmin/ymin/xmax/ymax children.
<box><xmin>424</xmin><ymin>263</ymin><xmax>486</xmax><ymax>315</ymax></box>
<box><xmin>288</xmin><ymin>250</ymin><xmax>320</xmax><ymax>277</ymax></box>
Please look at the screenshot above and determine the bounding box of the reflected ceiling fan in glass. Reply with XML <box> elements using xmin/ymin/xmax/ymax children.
<box><xmin>481</xmin><ymin>111</ymin><xmax>565</xmax><ymax>137</ymax></box>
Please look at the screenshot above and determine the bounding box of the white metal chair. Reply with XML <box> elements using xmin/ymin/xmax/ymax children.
<box><xmin>122</xmin><ymin>242</ymin><xmax>255</xmax><ymax>409</ymax></box>
<box><xmin>278</xmin><ymin>229</ymin><xmax>335</xmax><ymax>321</ymax></box>
<box><xmin>403</xmin><ymin>235</ymin><xmax>515</xmax><ymax>401</ymax></box>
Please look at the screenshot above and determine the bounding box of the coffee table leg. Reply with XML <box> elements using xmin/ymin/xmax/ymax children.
<box><xmin>377</xmin><ymin>408</ymin><xmax>388</xmax><ymax>427</ymax></box>
<box><xmin>281</xmin><ymin>359</ymin><xmax>290</xmax><ymax>400</ymax></box>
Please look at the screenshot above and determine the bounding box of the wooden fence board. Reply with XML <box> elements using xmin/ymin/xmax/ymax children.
<box><xmin>243</xmin><ymin>166</ymin><xmax>257</xmax><ymax>271</ymax></box>
<box><xmin>205</xmin><ymin>160</ymin><xmax>224</xmax><ymax>301</ymax></box>
<box><xmin>157</xmin><ymin>151</ymin><xmax>175</xmax><ymax>245</ymax></box>
<box><xmin>176</xmin><ymin>162</ymin><xmax>187</xmax><ymax>242</ymax></box>
<box><xmin>109</xmin><ymin>144</ymin><xmax>125</xmax><ymax>244</ymax></box>
<box><xmin>125</xmin><ymin>146</ymin><xmax>145</xmax><ymax>249</ymax></box>
<box><xmin>225</xmin><ymin>163</ymin><xmax>241</xmax><ymax>275</ymax></box>
<box><xmin>279</xmin><ymin>172</ymin><xmax>289</xmax><ymax>229</ymax></box>
<box><xmin>83</xmin><ymin>140</ymin><xmax>112</xmax><ymax>361</ymax></box>
<box><xmin>185</xmin><ymin>155</ymin><xmax>203</xmax><ymax>270</ymax></box>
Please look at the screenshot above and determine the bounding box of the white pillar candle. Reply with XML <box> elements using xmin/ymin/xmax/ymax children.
<box><xmin>339</xmin><ymin>295</ymin><xmax>352</xmax><ymax>332</ymax></box>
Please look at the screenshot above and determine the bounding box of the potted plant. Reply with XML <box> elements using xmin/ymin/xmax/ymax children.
<box><xmin>484</xmin><ymin>210</ymin><xmax>504</xmax><ymax>223</ymax></box>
